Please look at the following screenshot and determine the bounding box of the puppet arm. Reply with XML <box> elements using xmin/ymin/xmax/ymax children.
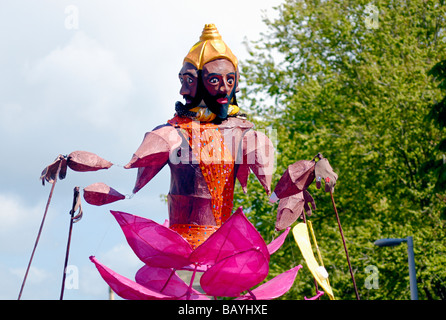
<box><xmin>269</xmin><ymin>154</ymin><xmax>337</xmax><ymax>230</ymax></box>
<box><xmin>241</xmin><ymin>129</ymin><xmax>275</xmax><ymax>195</ymax></box>
<box><xmin>40</xmin><ymin>151</ymin><xmax>113</xmax><ymax>185</ymax></box>
<box><xmin>124</xmin><ymin>124</ymin><xmax>182</xmax><ymax>194</ymax></box>
<box><xmin>270</xmin><ymin>153</ymin><xmax>338</xmax><ymax>202</ymax></box>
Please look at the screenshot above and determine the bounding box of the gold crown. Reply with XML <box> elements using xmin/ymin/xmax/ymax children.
<box><xmin>184</xmin><ymin>24</ymin><xmax>238</xmax><ymax>70</ymax></box>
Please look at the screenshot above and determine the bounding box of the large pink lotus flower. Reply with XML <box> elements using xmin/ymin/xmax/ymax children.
<box><xmin>90</xmin><ymin>207</ymin><xmax>301</xmax><ymax>300</ymax></box>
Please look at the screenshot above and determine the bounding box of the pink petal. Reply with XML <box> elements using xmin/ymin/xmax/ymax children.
<box><xmin>111</xmin><ymin>211</ymin><xmax>193</xmax><ymax>269</ymax></box>
<box><xmin>273</xmin><ymin>160</ymin><xmax>315</xmax><ymax>199</ymax></box>
<box><xmin>67</xmin><ymin>151</ymin><xmax>113</xmax><ymax>172</ymax></box>
<box><xmin>242</xmin><ymin>130</ymin><xmax>275</xmax><ymax>195</ymax></box>
<box><xmin>83</xmin><ymin>182</ymin><xmax>125</xmax><ymax>206</ymax></box>
<box><xmin>190</xmin><ymin>207</ymin><xmax>269</xmax><ymax>266</ymax></box>
<box><xmin>267</xmin><ymin>227</ymin><xmax>291</xmax><ymax>255</ymax></box>
<box><xmin>200</xmin><ymin>249</ymin><xmax>269</xmax><ymax>297</ymax></box>
<box><xmin>89</xmin><ymin>256</ymin><xmax>175</xmax><ymax>300</ymax></box>
<box><xmin>305</xmin><ymin>290</ymin><xmax>324</xmax><ymax>300</ymax></box>
<box><xmin>135</xmin><ymin>265</ymin><xmax>209</xmax><ymax>300</ymax></box>
<box><xmin>236</xmin><ymin>265</ymin><xmax>302</xmax><ymax>300</ymax></box>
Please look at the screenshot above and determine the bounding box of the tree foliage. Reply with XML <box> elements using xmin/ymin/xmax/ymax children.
<box><xmin>236</xmin><ymin>0</ymin><xmax>446</xmax><ymax>300</ymax></box>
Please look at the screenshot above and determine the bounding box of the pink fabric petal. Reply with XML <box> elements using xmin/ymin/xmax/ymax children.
<box><xmin>273</xmin><ymin>160</ymin><xmax>315</xmax><ymax>199</ymax></box>
<box><xmin>111</xmin><ymin>211</ymin><xmax>193</xmax><ymax>269</ymax></box>
<box><xmin>190</xmin><ymin>207</ymin><xmax>269</xmax><ymax>266</ymax></box>
<box><xmin>242</xmin><ymin>130</ymin><xmax>275</xmax><ymax>195</ymax></box>
<box><xmin>135</xmin><ymin>265</ymin><xmax>209</xmax><ymax>300</ymax></box>
<box><xmin>236</xmin><ymin>265</ymin><xmax>302</xmax><ymax>300</ymax></box>
<box><xmin>67</xmin><ymin>151</ymin><xmax>113</xmax><ymax>172</ymax></box>
<box><xmin>267</xmin><ymin>227</ymin><xmax>291</xmax><ymax>255</ymax></box>
<box><xmin>83</xmin><ymin>182</ymin><xmax>126</xmax><ymax>206</ymax></box>
<box><xmin>276</xmin><ymin>193</ymin><xmax>305</xmax><ymax>231</ymax></box>
<box><xmin>305</xmin><ymin>290</ymin><xmax>324</xmax><ymax>300</ymax></box>
<box><xmin>200</xmin><ymin>249</ymin><xmax>269</xmax><ymax>297</ymax></box>
<box><xmin>89</xmin><ymin>256</ymin><xmax>175</xmax><ymax>300</ymax></box>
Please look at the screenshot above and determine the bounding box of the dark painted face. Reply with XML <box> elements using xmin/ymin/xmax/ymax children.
<box><xmin>201</xmin><ymin>59</ymin><xmax>237</xmax><ymax>121</ymax></box>
<box><xmin>178</xmin><ymin>62</ymin><xmax>199</xmax><ymax>107</ymax></box>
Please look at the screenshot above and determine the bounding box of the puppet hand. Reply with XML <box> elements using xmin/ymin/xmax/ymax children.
<box><xmin>40</xmin><ymin>155</ymin><xmax>67</xmax><ymax>185</ymax></box>
<box><xmin>314</xmin><ymin>157</ymin><xmax>338</xmax><ymax>192</ymax></box>
<box><xmin>303</xmin><ymin>189</ymin><xmax>316</xmax><ymax>216</ymax></box>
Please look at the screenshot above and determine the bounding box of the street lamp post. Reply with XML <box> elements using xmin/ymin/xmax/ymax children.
<box><xmin>374</xmin><ymin>236</ymin><xmax>418</xmax><ymax>300</ymax></box>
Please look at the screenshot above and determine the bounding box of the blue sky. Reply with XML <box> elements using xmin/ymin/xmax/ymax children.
<box><xmin>0</xmin><ymin>0</ymin><xmax>282</xmax><ymax>300</ymax></box>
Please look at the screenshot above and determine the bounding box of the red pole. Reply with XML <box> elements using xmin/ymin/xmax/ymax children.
<box><xmin>18</xmin><ymin>160</ymin><xmax>62</xmax><ymax>300</ymax></box>
<box><xmin>330</xmin><ymin>191</ymin><xmax>360</xmax><ymax>300</ymax></box>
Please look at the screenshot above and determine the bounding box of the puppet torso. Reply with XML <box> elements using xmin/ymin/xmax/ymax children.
<box><xmin>166</xmin><ymin>116</ymin><xmax>253</xmax><ymax>247</ymax></box>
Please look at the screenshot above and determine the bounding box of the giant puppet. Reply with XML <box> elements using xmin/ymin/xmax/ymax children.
<box><xmin>29</xmin><ymin>24</ymin><xmax>349</xmax><ymax>300</ymax></box>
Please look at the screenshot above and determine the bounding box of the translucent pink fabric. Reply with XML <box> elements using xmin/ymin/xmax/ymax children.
<box><xmin>135</xmin><ymin>265</ymin><xmax>208</xmax><ymax>300</ymax></box>
<box><xmin>111</xmin><ymin>210</ymin><xmax>193</xmax><ymax>269</ymax></box>
<box><xmin>190</xmin><ymin>207</ymin><xmax>269</xmax><ymax>266</ymax></box>
<box><xmin>91</xmin><ymin>207</ymin><xmax>299</xmax><ymax>300</ymax></box>
<box><xmin>201</xmin><ymin>249</ymin><xmax>269</xmax><ymax>297</ymax></box>
<box><xmin>90</xmin><ymin>256</ymin><xmax>176</xmax><ymax>300</ymax></box>
<box><xmin>236</xmin><ymin>265</ymin><xmax>302</xmax><ymax>300</ymax></box>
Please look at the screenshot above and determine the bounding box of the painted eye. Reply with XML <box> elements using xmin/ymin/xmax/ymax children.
<box><xmin>209</xmin><ymin>77</ymin><xmax>219</xmax><ymax>84</ymax></box>
<box><xmin>187</xmin><ymin>77</ymin><xmax>194</xmax><ymax>84</ymax></box>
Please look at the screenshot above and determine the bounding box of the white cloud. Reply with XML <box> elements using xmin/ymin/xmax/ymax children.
<box><xmin>0</xmin><ymin>193</ymin><xmax>45</xmax><ymax>253</ymax></box>
<box><xmin>99</xmin><ymin>242</ymin><xmax>143</xmax><ymax>275</ymax></box>
<box><xmin>10</xmin><ymin>265</ymin><xmax>51</xmax><ymax>285</ymax></box>
<box><xmin>24</xmin><ymin>31</ymin><xmax>134</xmax><ymax>129</ymax></box>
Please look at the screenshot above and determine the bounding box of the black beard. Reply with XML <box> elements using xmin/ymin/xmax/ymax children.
<box><xmin>202</xmin><ymin>86</ymin><xmax>237</xmax><ymax>123</ymax></box>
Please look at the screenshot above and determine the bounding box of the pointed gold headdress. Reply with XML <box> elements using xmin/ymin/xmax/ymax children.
<box><xmin>184</xmin><ymin>24</ymin><xmax>238</xmax><ymax>70</ymax></box>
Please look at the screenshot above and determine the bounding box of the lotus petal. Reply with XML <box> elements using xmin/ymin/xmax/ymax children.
<box><xmin>236</xmin><ymin>265</ymin><xmax>302</xmax><ymax>300</ymax></box>
<box><xmin>200</xmin><ymin>249</ymin><xmax>269</xmax><ymax>297</ymax></box>
<box><xmin>89</xmin><ymin>256</ymin><xmax>175</xmax><ymax>300</ymax></box>
<box><xmin>267</xmin><ymin>227</ymin><xmax>291</xmax><ymax>255</ymax></box>
<box><xmin>111</xmin><ymin>211</ymin><xmax>193</xmax><ymax>269</ymax></box>
<box><xmin>135</xmin><ymin>265</ymin><xmax>209</xmax><ymax>300</ymax></box>
<box><xmin>190</xmin><ymin>207</ymin><xmax>269</xmax><ymax>266</ymax></box>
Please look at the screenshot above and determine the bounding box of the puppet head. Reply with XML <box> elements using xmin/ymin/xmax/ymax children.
<box><xmin>177</xmin><ymin>24</ymin><xmax>240</xmax><ymax>123</ymax></box>
<box><xmin>184</xmin><ymin>24</ymin><xmax>238</xmax><ymax>71</ymax></box>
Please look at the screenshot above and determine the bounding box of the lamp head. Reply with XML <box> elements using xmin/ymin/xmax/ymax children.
<box><xmin>374</xmin><ymin>238</ymin><xmax>407</xmax><ymax>247</ymax></box>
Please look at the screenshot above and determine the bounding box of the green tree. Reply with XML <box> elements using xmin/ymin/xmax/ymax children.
<box><xmin>425</xmin><ymin>59</ymin><xmax>446</xmax><ymax>195</ymax></box>
<box><xmin>236</xmin><ymin>0</ymin><xmax>446</xmax><ymax>300</ymax></box>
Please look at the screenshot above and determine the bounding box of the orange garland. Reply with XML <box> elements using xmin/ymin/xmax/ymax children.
<box><xmin>168</xmin><ymin>116</ymin><xmax>236</xmax><ymax>247</ymax></box>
